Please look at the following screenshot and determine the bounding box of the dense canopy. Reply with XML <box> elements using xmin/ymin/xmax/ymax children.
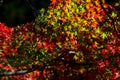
<box><xmin>0</xmin><ymin>0</ymin><xmax>120</xmax><ymax>79</ymax></box>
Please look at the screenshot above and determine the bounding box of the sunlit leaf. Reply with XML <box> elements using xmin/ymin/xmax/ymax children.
<box><xmin>101</xmin><ymin>33</ymin><xmax>107</xmax><ymax>39</ymax></box>
<box><xmin>96</xmin><ymin>27</ymin><xmax>101</xmax><ymax>34</ymax></box>
<box><xmin>111</xmin><ymin>11</ymin><xmax>117</xmax><ymax>18</ymax></box>
<box><xmin>56</xmin><ymin>42</ymin><xmax>62</xmax><ymax>48</ymax></box>
<box><xmin>57</xmin><ymin>11</ymin><xmax>61</xmax><ymax>16</ymax></box>
<box><xmin>74</xmin><ymin>55</ymin><xmax>78</xmax><ymax>60</ymax></box>
<box><xmin>81</xmin><ymin>27</ymin><xmax>87</xmax><ymax>31</ymax></box>
<box><xmin>86</xmin><ymin>0</ymin><xmax>91</xmax><ymax>2</ymax></box>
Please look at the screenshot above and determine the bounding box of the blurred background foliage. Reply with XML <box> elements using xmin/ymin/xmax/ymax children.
<box><xmin>0</xmin><ymin>0</ymin><xmax>50</xmax><ymax>27</ymax></box>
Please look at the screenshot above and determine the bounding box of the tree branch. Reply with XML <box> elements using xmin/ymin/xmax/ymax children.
<box><xmin>25</xmin><ymin>0</ymin><xmax>39</xmax><ymax>17</ymax></box>
<box><xmin>0</xmin><ymin>50</ymin><xmax>74</xmax><ymax>77</ymax></box>
<box><xmin>0</xmin><ymin>65</ymin><xmax>37</xmax><ymax>77</ymax></box>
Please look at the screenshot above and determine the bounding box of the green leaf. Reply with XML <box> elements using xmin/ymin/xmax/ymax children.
<box><xmin>74</xmin><ymin>22</ymin><xmax>78</xmax><ymax>26</ymax></box>
<box><xmin>52</xmin><ymin>21</ymin><xmax>56</xmax><ymax>26</ymax></box>
<box><xmin>101</xmin><ymin>33</ymin><xmax>107</xmax><ymax>39</ymax></box>
<box><xmin>81</xmin><ymin>7</ymin><xmax>86</xmax><ymax>12</ymax></box>
<box><xmin>56</xmin><ymin>42</ymin><xmax>62</xmax><ymax>48</ymax></box>
<box><xmin>96</xmin><ymin>27</ymin><xmax>101</xmax><ymax>34</ymax></box>
<box><xmin>57</xmin><ymin>11</ymin><xmax>61</xmax><ymax>16</ymax></box>
<box><xmin>39</xmin><ymin>8</ymin><xmax>45</xmax><ymax>14</ymax></box>
<box><xmin>78</xmin><ymin>5</ymin><xmax>83</xmax><ymax>10</ymax></box>
<box><xmin>74</xmin><ymin>31</ymin><xmax>78</xmax><ymax>36</ymax></box>
<box><xmin>76</xmin><ymin>51</ymin><xmax>82</xmax><ymax>56</ymax></box>
<box><xmin>68</xmin><ymin>25</ymin><xmax>72</xmax><ymax>30</ymax></box>
<box><xmin>111</xmin><ymin>11</ymin><xmax>117</xmax><ymax>17</ymax></box>
<box><xmin>54</xmin><ymin>9</ymin><xmax>57</xmax><ymax>13</ymax></box>
<box><xmin>105</xmin><ymin>68</ymin><xmax>111</xmax><ymax>74</ymax></box>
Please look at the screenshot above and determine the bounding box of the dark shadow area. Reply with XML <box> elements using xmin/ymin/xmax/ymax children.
<box><xmin>0</xmin><ymin>0</ymin><xmax>50</xmax><ymax>27</ymax></box>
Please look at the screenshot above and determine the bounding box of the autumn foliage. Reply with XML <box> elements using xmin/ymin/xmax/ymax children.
<box><xmin>0</xmin><ymin>0</ymin><xmax>120</xmax><ymax>80</ymax></box>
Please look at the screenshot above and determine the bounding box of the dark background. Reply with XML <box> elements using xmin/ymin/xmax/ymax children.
<box><xmin>0</xmin><ymin>0</ymin><xmax>50</xmax><ymax>27</ymax></box>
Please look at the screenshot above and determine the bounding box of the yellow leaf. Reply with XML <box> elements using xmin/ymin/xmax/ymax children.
<box><xmin>79</xmin><ymin>68</ymin><xmax>86</xmax><ymax>74</ymax></box>
<box><xmin>70</xmin><ymin>33</ymin><xmax>74</xmax><ymax>39</ymax></box>
<box><xmin>66</xmin><ymin>31</ymin><xmax>71</xmax><ymax>36</ymax></box>
<box><xmin>86</xmin><ymin>0</ymin><xmax>91</xmax><ymax>2</ymax></box>
<box><xmin>74</xmin><ymin>55</ymin><xmax>78</xmax><ymax>60</ymax></box>
<box><xmin>0</xmin><ymin>50</ymin><xmax>2</xmax><ymax>54</ymax></box>
<box><xmin>96</xmin><ymin>27</ymin><xmax>101</xmax><ymax>34</ymax></box>
<box><xmin>66</xmin><ymin>37</ymin><xmax>69</xmax><ymax>41</ymax></box>
<box><xmin>56</xmin><ymin>42</ymin><xmax>62</xmax><ymax>48</ymax></box>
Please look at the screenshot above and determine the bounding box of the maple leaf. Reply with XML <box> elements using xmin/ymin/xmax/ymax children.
<box><xmin>51</xmin><ymin>0</ymin><xmax>56</xmax><ymax>5</ymax></box>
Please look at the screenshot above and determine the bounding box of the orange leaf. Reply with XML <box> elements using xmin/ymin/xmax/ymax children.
<box><xmin>51</xmin><ymin>0</ymin><xmax>56</xmax><ymax>5</ymax></box>
<box><xmin>71</xmin><ymin>39</ymin><xmax>77</xmax><ymax>45</ymax></box>
<box><xmin>68</xmin><ymin>0</ymin><xmax>71</xmax><ymax>3</ymax></box>
<box><xmin>61</xmin><ymin>18</ymin><xmax>67</xmax><ymax>23</ymax></box>
<box><xmin>91</xmin><ymin>22</ymin><xmax>98</xmax><ymax>28</ymax></box>
<box><xmin>23</xmin><ymin>36</ymin><xmax>29</xmax><ymax>40</ymax></box>
<box><xmin>36</xmin><ymin>42</ymin><xmax>42</xmax><ymax>48</ymax></box>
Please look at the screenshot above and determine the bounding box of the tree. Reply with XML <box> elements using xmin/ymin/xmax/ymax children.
<box><xmin>0</xmin><ymin>0</ymin><xmax>120</xmax><ymax>79</ymax></box>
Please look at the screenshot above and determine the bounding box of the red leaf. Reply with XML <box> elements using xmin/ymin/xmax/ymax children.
<box><xmin>0</xmin><ymin>64</ymin><xmax>3</xmax><ymax>68</ymax></box>
<box><xmin>43</xmin><ymin>41</ymin><xmax>49</xmax><ymax>49</ymax></box>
